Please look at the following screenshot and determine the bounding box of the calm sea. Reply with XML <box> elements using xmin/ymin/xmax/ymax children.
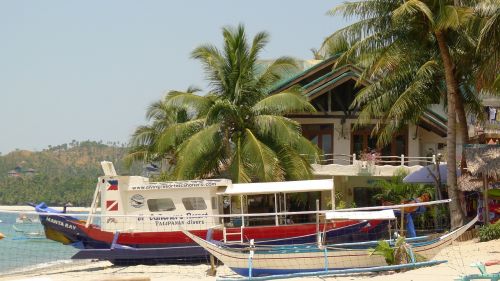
<box><xmin>0</xmin><ymin>212</ymin><xmax>79</xmax><ymax>274</ymax></box>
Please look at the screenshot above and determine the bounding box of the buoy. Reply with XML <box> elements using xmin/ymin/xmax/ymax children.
<box><xmin>0</xmin><ymin>232</ymin><xmax>5</xmax><ymax>240</ymax></box>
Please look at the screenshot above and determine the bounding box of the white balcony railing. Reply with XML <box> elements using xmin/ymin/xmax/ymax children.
<box><xmin>303</xmin><ymin>153</ymin><xmax>435</xmax><ymax>167</ymax></box>
<box><xmin>302</xmin><ymin>153</ymin><xmax>437</xmax><ymax>177</ymax></box>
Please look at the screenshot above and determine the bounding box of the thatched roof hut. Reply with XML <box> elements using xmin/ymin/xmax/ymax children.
<box><xmin>458</xmin><ymin>174</ymin><xmax>483</xmax><ymax>191</ymax></box>
<box><xmin>464</xmin><ymin>145</ymin><xmax>500</xmax><ymax>180</ymax></box>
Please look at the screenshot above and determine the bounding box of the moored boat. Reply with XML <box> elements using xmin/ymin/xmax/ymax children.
<box><xmin>183</xmin><ymin>213</ymin><xmax>478</xmax><ymax>277</ymax></box>
<box><xmin>34</xmin><ymin>162</ymin><xmax>375</xmax><ymax>262</ymax></box>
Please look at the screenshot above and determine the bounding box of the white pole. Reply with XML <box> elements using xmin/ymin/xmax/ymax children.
<box><xmin>274</xmin><ymin>193</ymin><xmax>278</xmax><ymax>226</ymax></box>
<box><xmin>240</xmin><ymin>195</ymin><xmax>244</xmax><ymax>227</ymax></box>
<box><xmin>86</xmin><ymin>184</ymin><xmax>100</xmax><ymax>228</ymax></box>
<box><xmin>331</xmin><ymin>177</ymin><xmax>335</xmax><ymax>210</ymax></box>
<box><xmin>284</xmin><ymin>193</ymin><xmax>287</xmax><ymax>224</ymax></box>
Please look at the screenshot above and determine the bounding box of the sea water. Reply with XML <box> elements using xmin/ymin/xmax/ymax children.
<box><xmin>0</xmin><ymin>212</ymin><xmax>79</xmax><ymax>274</ymax></box>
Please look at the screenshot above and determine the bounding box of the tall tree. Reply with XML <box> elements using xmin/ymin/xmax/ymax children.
<box><xmin>321</xmin><ymin>0</ymin><xmax>488</xmax><ymax>228</ymax></box>
<box><xmin>129</xmin><ymin>25</ymin><xmax>319</xmax><ymax>182</ymax></box>
<box><xmin>470</xmin><ymin>0</ymin><xmax>500</xmax><ymax>93</ymax></box>
<box><xmin>125</xmin><ymin>86</ymin><xmax>200</xmax><ymax>171</ymax></box>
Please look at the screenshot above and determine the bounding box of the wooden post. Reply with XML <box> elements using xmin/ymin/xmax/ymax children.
<box><xmin>400</xmin><ymin>208</ymin><xmax>405</xmax><ymax>236</ymax></box>
<box><xmin>208</xmin><ymin>255</ymin><xmax>217</xmax><ymax>276</ymax></box>
<box><xmin>484</xmin><ymin>175</ymin><xmax>490</xmax><ymax>225</ymax></box>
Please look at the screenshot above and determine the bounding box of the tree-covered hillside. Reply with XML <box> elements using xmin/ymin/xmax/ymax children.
<box><xmin>0</xmin><ymin>141</ymin><xmax>140</xmax><ymax>206</ymax></box>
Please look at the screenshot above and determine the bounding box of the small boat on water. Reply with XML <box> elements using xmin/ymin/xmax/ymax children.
<box><xmin>183</xmin><ymin>213</ymin><xmax>478</xmax><ymax>277</ymax></box>
<box><xmin>34</xmin><ymin>162</ymin><xmax>381</xmax><ymax>262</ymax></box>
<box><xmin>12</xmin><ymin>213</ymin><xmax>44</xmax><ymax>239</ymax></box>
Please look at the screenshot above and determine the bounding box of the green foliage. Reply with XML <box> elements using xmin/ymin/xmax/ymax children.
<box><xmin>320</xmin><ymin>0</ymin><xmax>497</xmax><ymax>147</ymax></box>
<box><xmin>371</xmin><ymin>236</ymin><xmax>426</xmax><ymax>266</ymax></box>
<box><xmin>372</xmin><ymin>168</ymin><xmax>435</xmax><ymax>203</ymax></box>
<box><xmin>334</xmin><ymin>200</ymin><xmax>357</xmax><ymax>210</ymax></box>
<box><xmin>479</xmin><ymin>220</ymin><xmax>500</xmax><ymax>242</ymax></box>
<box><xmin>0</xmin><ymin>142</ymin><xmax>140</xmax><ymax>206</ymax></box>
<box><xmin>371</xmin><ymin>240</ymin><xmax>396</xmax><ymax>265</ymax></box>
<box><xmin>128</xmin><ymin>24</ymin><xmax>319</xmax><ymax>182</ymax></box>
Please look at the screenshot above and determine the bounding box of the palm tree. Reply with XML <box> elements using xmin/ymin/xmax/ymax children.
<box><xmin>130</xmin><ymin>25</ymin><xmax>319</xmax><ymax>182</ymax></box>
<box><xmin>471</xmin><ymin>0</ymin><xmax>500</xmax><ymax>94</ymax></box>
<box><xmin>125</xmin><ymin>87</ymin><xmax>200</xmax><ymax>173</ymax></box>
<box><xmin>321</xmin><ymin>0</ymin><xmax>483</xmax><ymax>228</ymax></box>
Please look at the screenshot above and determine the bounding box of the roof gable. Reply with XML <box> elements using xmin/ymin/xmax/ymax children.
<box><xmin>271</xmin><ymin>56</ymin><xmax>447</xmax><ymax>137</ymax></box>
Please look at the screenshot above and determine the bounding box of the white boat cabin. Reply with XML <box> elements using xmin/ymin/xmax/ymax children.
<box><xmin>88</xmin><ymin>162</ymin><xmax>334</xmax><ymax>233</ymax></box>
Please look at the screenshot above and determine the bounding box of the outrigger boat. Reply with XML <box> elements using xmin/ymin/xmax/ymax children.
<box><xmin>34</xmin><ymin>162</ymin><xmax>378</xmax><ymax>262</ymax></box>
<box><xmin>183</xmin><ymin>211</ymin><xmax>478</xmax><ymax>278</ymax></box>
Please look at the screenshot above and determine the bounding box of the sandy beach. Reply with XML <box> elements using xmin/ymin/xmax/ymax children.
<box><xmin>1</xmin><ymin>239</ymin><xmax>498</xmax><ymax>281</ymax></box>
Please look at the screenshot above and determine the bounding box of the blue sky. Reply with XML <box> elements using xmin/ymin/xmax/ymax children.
<box><xmin>0</xmin><ymin>0</ymin><xmax>347</xmax><ymax>154</ymax></box>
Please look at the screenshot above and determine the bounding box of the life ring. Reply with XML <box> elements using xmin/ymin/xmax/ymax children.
<box><xmin>0</xmin><ymin>232</ymin><xmax>5</xmax><ymax>240</ymax></box>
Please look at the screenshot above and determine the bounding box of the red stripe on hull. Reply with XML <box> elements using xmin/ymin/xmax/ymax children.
<box><xmin>74</xmin><ymin>220</ymin><xmax>357</xmax><ymax>245</ymax></box>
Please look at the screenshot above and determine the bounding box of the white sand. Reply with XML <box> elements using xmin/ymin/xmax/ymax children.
<box><xmin>1</xmin><ymin>239</ymin><xmax>498</xmax><ymax>281</ymax></box>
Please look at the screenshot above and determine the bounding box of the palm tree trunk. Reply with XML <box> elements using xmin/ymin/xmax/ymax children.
<box><xmin>435</xmin><ymin>30</ymin><xmax>465</xmax><ymax>229</ymax></box>
<box><xmin>455</xmin><ymin>95</ymin><xmax>469</xmax><ymax>145</ymax></box>
<box><xmin>455</xmin><ymin>93</ymin><xmax>469</xmax><ymax>176</ymax></box>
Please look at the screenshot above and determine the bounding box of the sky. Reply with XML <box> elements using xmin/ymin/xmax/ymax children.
<box><xmin>0</xmin><ymin>0</ymin><xmax>347</xmax><ymax>154</ymax></box>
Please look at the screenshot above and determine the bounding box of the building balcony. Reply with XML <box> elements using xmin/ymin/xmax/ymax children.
<box><xmin>304</xmin><ymin>153</ymin><xmax>436</xmax><ymax>177</ymax></box>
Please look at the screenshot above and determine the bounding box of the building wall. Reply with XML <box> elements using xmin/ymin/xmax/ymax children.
<box><xmin>407</xmin><ymin>124</ymin><xmax>420</xmax><ymax>158</ymax></box>
<box><xmin>333</xmin><ymin>119</ymin><xmax>352</xmax><ymax>164</ymax></box>
<box><xmin>294</xmin><ymin>115</ymin><xmax>446</xmax><ymax>160</ymax></box>
<box><xmin>417</xmin><ymin>127</ymin><xmax>447</xmax><ymax>159</ymax></box>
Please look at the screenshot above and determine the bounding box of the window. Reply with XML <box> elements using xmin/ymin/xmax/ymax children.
<box><xmin>351</xmin><ymin>126</ymin><xmax>408</xmax><ymax>162</ymax></box>
<box><xmin>147</xmin><ymin>198</ymin><xmax>176</xmax><ymax>212</ymax></box>
<box><xmin>302</xmin><ymin>124</ymin><xmax>334</xmax><ymax>163</ymax></box>
<box><xmin>182</xmin><ymin>197</ymin><xmax>207</xmax><ymax>210</ymax></box>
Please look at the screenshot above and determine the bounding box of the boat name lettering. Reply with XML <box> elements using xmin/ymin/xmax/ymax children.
<box><xmin>46</xmin><ymin>217</ymin><xmax>77</xmax><ymax>230</ymax></box>
<box><xmin>130</xmin><ymin>181</ymin><xmax>221</xmax><ymax>190</ymax></box>
<box><xmin>147</xmin><ymin>213</ymin><xmax>208</xmax><ymax>226</ymax></box>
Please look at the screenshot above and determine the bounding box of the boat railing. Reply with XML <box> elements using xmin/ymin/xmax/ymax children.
<box><xmin>12</xmin><ymin>199</ymin><xmax>451</xmax><ymax>232</ymax></box>
<box><xmin>14</xmin><ymin>199</ymin><xmax>451</xmax><ymax>220</ymax></box>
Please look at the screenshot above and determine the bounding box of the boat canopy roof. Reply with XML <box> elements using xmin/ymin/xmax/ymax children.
<box><xmin>220</xmin><ymin>179</ymin><xmax>333</xmax><ymax>195</ymax></box>
<box><xmin>325</xmin><ymin>209</ymin><xmax>396</xmax><ymax>220</ymax></box>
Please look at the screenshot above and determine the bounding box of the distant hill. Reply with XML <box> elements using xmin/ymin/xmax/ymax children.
<box><xmin>0</xmin><ymin>141</ymin><xmax>141</xmax><ymax>206</ymax></box>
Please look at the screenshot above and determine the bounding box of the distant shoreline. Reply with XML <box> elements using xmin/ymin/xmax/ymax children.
<box><xmin>0</xmin><ymin>205</ymin><xmax>99</xmax><ymax>212</ymax></box>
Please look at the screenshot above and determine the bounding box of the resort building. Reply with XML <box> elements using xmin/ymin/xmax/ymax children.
<box><xmin>271</xmin><ymin>57</ymin><xmax>453</xmax><ymax>207</ymax></box>
<box><xmin>470</xmin><ymin>96</ymin><xmax>500</xmax><ymax>144</ymax></box>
